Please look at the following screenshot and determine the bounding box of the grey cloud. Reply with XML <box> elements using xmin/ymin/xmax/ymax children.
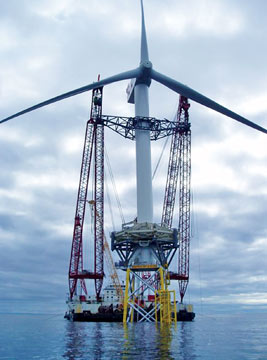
<box><xmin>0</xmin><ymin>0</ymin><xmax>266</xmax><ymax>313</ymax></box>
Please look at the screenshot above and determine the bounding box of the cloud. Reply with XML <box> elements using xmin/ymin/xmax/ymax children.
<box><xmin>0</xmin><ymin>0</ymin><xmax>266</xmax><ymax>314</ymax></box>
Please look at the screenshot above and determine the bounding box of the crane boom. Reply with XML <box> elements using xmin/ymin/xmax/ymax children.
<box><xmin>89</xmin><ymin>200</ymin><xmax>124</xmax><ymax>303</ymax></box>
<box><xmin>161</xmin><ymin>109</ymin><xmax>181</xmax><ymax>228</ymax></box>
<box><xmin>68</xmin><ymin>118</ymin><xmax>95</xmax><ymax>299</ymax></box>
<box><xmin>68</xmin><ymin>87</ymin><xmax>104</xmax><ymax>300</ymax></box>
<box><xmin>103</xmin><ymin>238</ymin><xmax>124</xmax><ymax>303</ymax></box>
<box><xmin>162</xmin><ymin>95</ymin><xmax>191</xmax><ymax>303</ymax></box>
<box><xmin>177</xmin><ymin>97</ymin><xmax>191</xmax><ymax>302</ymax></box>
<box><xmin>93</xmin><ymin>88</ymin><xmax>105</xmax><ymax>300</ymax></box>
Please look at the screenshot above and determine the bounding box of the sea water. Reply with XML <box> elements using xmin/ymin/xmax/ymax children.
<box><xmin>0</xmin><ymin>313</ymin><xmax>266</xmax><ymax>359</ymax></box>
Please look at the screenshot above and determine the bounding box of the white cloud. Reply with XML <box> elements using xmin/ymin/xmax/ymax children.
<box><xmin>61</xmin><ymin>133</ymin><xmax>84</xmax><ymax>154</ymax></box>
<box><xmin>149</xmin><ymin>0</ymin><xmax>244</xmax><ymax>38</ymax></box>
<box><xmin>0</xmin><ymin>21</ymin><xmax>19</xmax><ymax>51</ymax></box>
<box><xmin>202</xmin><ymin>292</ymin><xmax>267</xmax><ymax>305</ymax></box>
<box><xmin>14</xmin><ymin>170</ymin><xmax>77</xmax><ymax>190</ymax></box>
<box><xmin>0</xmin><ymin>0</ymin><xmax>266</xmax><ymax>313</ymax></box>
<box><xmin>247</xmin><ymin>238</ymin><xmax>267</xmax><ymax>252</ymax></box>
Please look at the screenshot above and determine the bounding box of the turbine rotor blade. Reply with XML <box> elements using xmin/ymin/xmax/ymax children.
<box><xmin>0</xmin><ymin>68</ymin><xmax>140</xmax><ymax>124</ymax></box>
<box><xmin>140</xmin><ymin>0</ymin><xmax>149</xmax><ymax>62</ymax></box>
<box><xmin>151</xmin><ymin>69</ymin><xmax>267</xmax><ymax>134</ymax></box>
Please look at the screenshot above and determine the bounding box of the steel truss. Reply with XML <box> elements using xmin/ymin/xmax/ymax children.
<box><xmin>123</xmin><ymin>266</ymin><xmax>177</xmax><ymax>323</ymax></box>
<box><xmin>161</xmin><ymin>96</ymin><xmax>191</xmax><ymax>303</ymax></box>
<box><xmin>177</xmin><ymin>97</ymin><xmax>191</xmax><ymax>302</ymax></box>
<box><xmin>68</xmin><ymin>87</ymin><xmax>104</xmax><ymax>300</ymax></box>
<box><xmin>94</xmin><ymin>90</ymin><xmax>104</xmax><ymax>300</ymax></box>
<box><xmin>69</xmin><ymin>93</ymin><xmax>191</xmax><ymax>305</ymax></box>
<box><xmin>98</xmin><ymin>115</ymin><xmax>188</xmax><ymax>141</ymax></box>
<box><xmin>111</xmin><ymin>222</ymin><xmax>178</xmax><ymax>269</ymax></box>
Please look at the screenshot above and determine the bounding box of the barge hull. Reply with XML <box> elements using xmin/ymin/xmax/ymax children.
<box><xmin>65</xmin><ymin>310</ymin><xmax>195</xmax><ymax>322</ymax></box>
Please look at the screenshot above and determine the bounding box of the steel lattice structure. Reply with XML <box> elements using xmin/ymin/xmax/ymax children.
<box><xmin>68</xmin><ymin>88</ymin><xmax>104</xmax><ymax>300</ymax></box>
<box><xmin>93</xmin><ymin>91</ymin><xmax>105</xmax><ymax>300</ymax></box>
<box><xmin>162</xmin><ymin>96</ymin><xmax>191</xmax><ymax>303</ymax></box>
<box><xmin>68</xmin><ymin>118</ymin><xmax>94</xmax><ymax>299</ymax></box>
<box><xmin>161</xmin><ymin>120</ymin><xmax>182</xmax><ymax>228</ymax></box>
<box><xmin>100</xmin><ymin>115</ymin><xmax>184</xmax><ymax>140</ymax></box>
<box><xmin>177</xmin><ymin>97</ymin><xmax>191</xmax><ymax>302</ymax></box>
<box><xmin>69</xmin><ymin>92</ymin><xmax>191</xmax><ymax>303</ymax></box>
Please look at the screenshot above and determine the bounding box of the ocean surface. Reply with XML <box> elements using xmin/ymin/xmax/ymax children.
<box><xmin>0</xmin><ymin>313</ymin><xmax>266</xmax><ymax>359</ymax></box>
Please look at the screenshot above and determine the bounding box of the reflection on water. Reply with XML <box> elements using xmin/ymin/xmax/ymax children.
<box><xmin>178</xmin><ymin>322</ymin><xmax>197</xmax><ymax>360</ymax></box>
<box><xmin>94</xmin><ymin>323</ymin><xmax>104</xmax><ymax>358</ymax></box>
<box><xmin>155</xmin><ymin>324</ymin><xmax>175</xmax><ymax>360</ymax></box>
<box><xmin>63</xmin><ymin>321</ymin><xmax>86</xmax><ymax>359</ymax></box>
<box><xmin>1</xmin><ymin>313</ymin><xmax>267</xmax><ymax>359</ymax></box>
<box><xmin>63</xmin><ymin>320</ymin><xmax>197</xmax><ymax>359</ymax></box>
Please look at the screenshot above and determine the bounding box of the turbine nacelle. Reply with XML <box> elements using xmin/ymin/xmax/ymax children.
<box><xmin>136</xmin><ymin>60</ymin><xmax>152</xmax><ymax>86</ymax></box>
<box><xmin>127</xmin><ymin>60</ymin><xmax>152</xmax><ymax>103</ymax></box>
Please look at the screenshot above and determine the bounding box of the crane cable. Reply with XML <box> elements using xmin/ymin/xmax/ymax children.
<box><xmin>105</xmin><ymin>173</ymin><xmax>115</xmax><ymax>231</ymax></box>
<box><xmin>152</xmin><ymin>103</ymin><xmax>178</xmax><ymax>181</ymax></box>
<box><xmin>152</xmin><ymin>136</ymin><xmax>169</xmax><ymax>181</ymax></box>
<box><xmin>191</xmin><ymin>187</ymin><xmax>203</xmax><ymax>315</ymax></box>
<box><xmin>104</xmin><ymin>146</ymin><xmax>125</xmax><ymax>225</ymax></box>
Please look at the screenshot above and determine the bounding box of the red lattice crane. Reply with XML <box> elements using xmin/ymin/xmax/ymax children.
<box><xmin>68</xmin><ymin>87</ymin><xmax>104</xmax><ymax>301</ymax></box>
<box><xmin>162</xmin><ymin>95</ymin><xmax>191</xmax><ymax>303</ymax></box>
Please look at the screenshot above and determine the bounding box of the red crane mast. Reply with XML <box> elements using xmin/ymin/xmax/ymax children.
<box><xmin>68</xmin><ymin>87</ymin><xmax>104</xmax><ymax>301</ymax></box>
<box><xmin>93</xmin><ymin>89</ymin><xmax>104</xmax><ymax>299</ymax></box>
<box><xmin>162</xmin><ymin>95</ymin><xmax>191</xmax><ymax>303</ymax></box>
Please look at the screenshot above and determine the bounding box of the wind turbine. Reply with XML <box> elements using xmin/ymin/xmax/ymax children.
<box><xmin>1</xmin><ymin>0</ymin><xmax>266</xmax><ymax>322</ymax></box>
<box><xmin>1</xmin><ymin>0</ymin><xmax>266</xmax><ymax>230</ymax></box>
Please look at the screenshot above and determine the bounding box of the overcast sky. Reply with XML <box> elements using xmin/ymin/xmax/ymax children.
<box><xmin>0</xmin><ymin>0</ymin><xmax>266</xmax><ymax>314</ymax></box>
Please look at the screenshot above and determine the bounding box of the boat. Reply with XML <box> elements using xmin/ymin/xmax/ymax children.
<box><xmin>65</xmin><ymin>283</ymin><xmax>195</xmax><ymax>322</ymax></box>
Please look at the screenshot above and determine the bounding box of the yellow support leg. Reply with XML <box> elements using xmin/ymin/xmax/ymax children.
<box><xmin>155</xmin><ymin>292</ymin><xmax>158</xmax><ymax>322</ymax></box>
<box><xmin>159</xmin><ymin>267</ymin><xmax>165</xmax><ymax>291</ymax></box>
<box><xmin>158</xmin><ymin>267</ymin><xmax>177</xmax><ymax>324</ymax></box>
<box><xmin>130</xmin><ymin>276</ymin><xmax>135</xmax><ymax>322</ymax></box>
<box><xmin>123</xmin><ymin>268</ymin><xmax>130</xmax><ymax>323</ymax></box>
<box><xmin>171</xmin><ymin>290</ymin><xmax>177</xmax><ymax>323</ymax></box>
<box><xmin>123</xmin><ymin>266</ymin><xmax>177</xmax><ymax>324</ymax></box>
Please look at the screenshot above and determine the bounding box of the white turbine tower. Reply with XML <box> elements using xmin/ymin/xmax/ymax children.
<box><xmin>135</xmin><ymin>0</ymin><xmax>153</xmax><ymax>225</ymax></box>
